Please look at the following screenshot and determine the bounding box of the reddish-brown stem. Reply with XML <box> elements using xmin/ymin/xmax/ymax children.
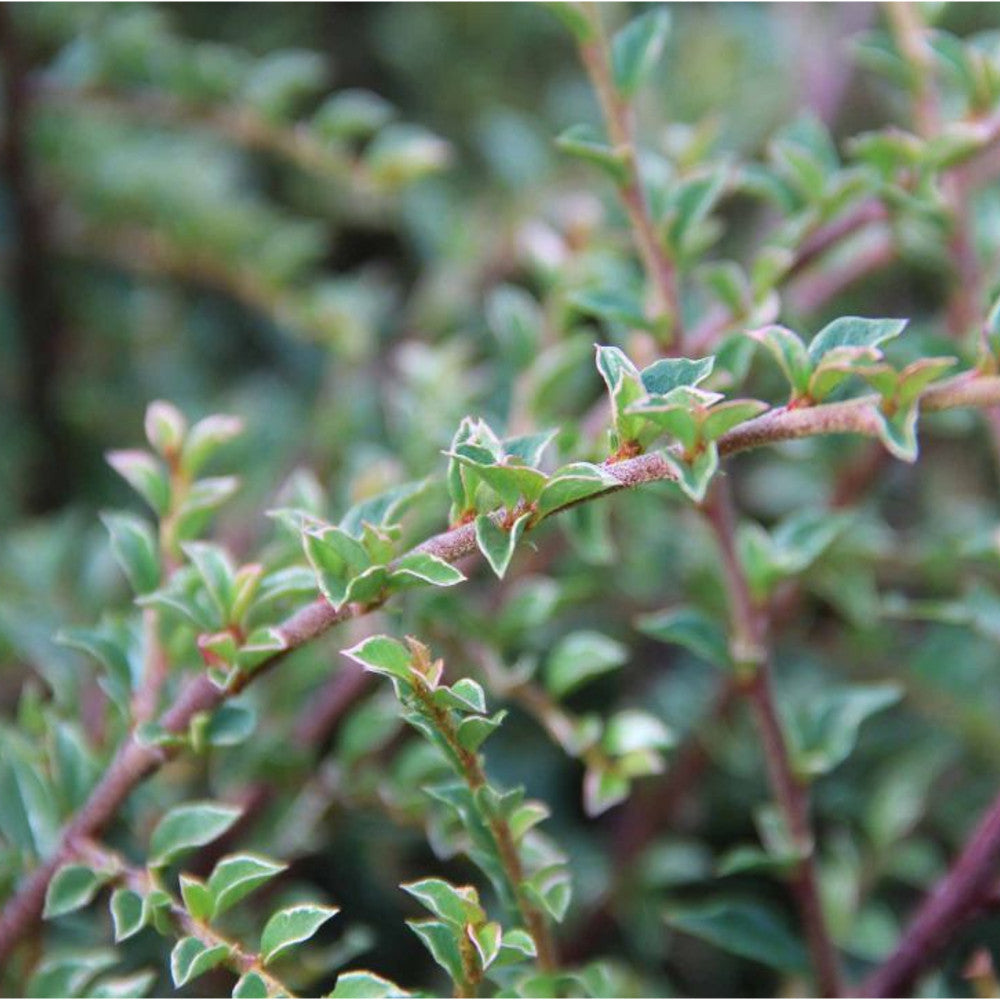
<box><xmin>863</xmin><ymin>787</ymin><xmax>1000</xmax><ymax>996</ymax></box>
<box><xmin>701</xmin><ymin>481</ymin><xmax>843</xmax><ymax>997</ymax></box>
<box><xmin>3</xmin><ymin>373</ymin><xmax>1000</xmax><ymax>963</ymax></box>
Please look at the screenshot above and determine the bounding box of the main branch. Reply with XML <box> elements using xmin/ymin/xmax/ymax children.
<box><xmin>3</xmin><ymin>372</ymin><xmax>1000</xmax><ymax>963</ymax></box>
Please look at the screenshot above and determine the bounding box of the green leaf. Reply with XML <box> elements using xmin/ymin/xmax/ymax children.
<box><xmin>456</xmin><ymin>710</ymin><xmax>507</xmax><ymax>752</ymax></box>
<box><xmin>470</xmin><ymin>921</ymin><xmax>502</xmax><ymax>970</ymax></box>
<box><xmin>583</xmin><ymin>764</ymin><xmax>631</xmax><ymax>816</ymax></box>
<box><xmin>44</xmin><ymin>864</ymin><xmax>112</xmax><ymax>918</ymax></box>
<box><xmin>701</xmin><ymin>399</ymin><xmax>769</xmax><ymax>441</ymax></box>
<box><xmin>327</xmin><ymin>971</ymin><xmax>412</xmax><ymax>998</ymax></box>
<box><xmin>365</xmin><ymin>124</ymin><xmax>451</xmax><ymax>187</ymax></box>
<box><xmin>179</xmin><ymin>875</ymin><xmax>214</xmax><ymax>921</ymax></box>
<box><xmin>611</xmin><ymin>9</ymin><xmax>671</xmax><ymax>98</ymax></box>
<box><xmin>342</xmin><ymin>635</ymin><xmax>413</xmax><ymax>682</ymax></box>
<box><xmin>260</xmin><ymin>904</ymin><xmax>339</xmax><ymax>964</ymax></box>
<box><xmin>313</xmin><ymin>89</ymin><xmax>395</xmax><ymax>141</ymax></box>
<box><xmin>807</xmin><ymin>316</ymin><xmax>907</xmax><ymax>365</ymax></box>
<box><xmin>522</xmin><ymin>865</ymin><xmax>572</xmax><ymax>921</ymax></box>
<box><xmin>340</xmin><ymin>480</ymin><xmax>431</xmax><ymax>538</ymax></box>
<box><xmin>144</xmin><ymin>400</ymin><xmax>186</xmax><ymax>459</ymax></box>
<box><xmin>90</xmin><ymin>970</ymin><xmax>158</xmax><ymax>999</ymax></box>
<box><xmin>181</xmin><ymin>413</ymin><xmax>243</xmax><ymax>477</ymax></box>
<box><xmin>208</xmin><ymin>853</ymin><xmax>288</xmax><ymax>918</ymax></box>
<box><xmin>174</xmin><ymin>476</ymin><xmax>241</xmax><ymax>540</ymax></box>
<box><xmin>406</xmin><ymin>919</ymin><xmax>466</xmax><ymax>984</ymax></box>
<box><xmin>149</xmin><ymin>800</ymin><xmax>242</xmax><ymax>867</ymax></box>
<box><xmin>636</xmin><ymin>606</ymin><xmax>730</xmax><ymax>667</ymax></box>
<box><xmin>535</xmin><ymin>463</ymin><xmax>618</xmax><ymax>520</ymax></box>
<box><xmin>402</xmin><ymin>878</ymin><xmax>482</xmax><ymax>927</ymax></box>
<box><xmin>170</xmin><ymin>937</ymin><xmax>231</xmax><ymax>988</ymax></box>
<box><xmin>109</xmin><ymin>888</ymin><xmax>148</xmax><ymax>942</ymax></box>
<box><xmin>574</xmin><ymin>288</ymin><xmax>650</xmax><ymax>330</ymax></box>
<box><xmin>873</xmin><ymin>406</ymin><xmax>920</xmax><ymax>462</ymax></box>
<box><xmin>545</xmin><ymin>2</ymin><xmax>595</xmax><ymax>43</ymax></box>
<box><xmin>205</xmin><ymin>703</ymin><xmax>257</xmax><ymax>747</ymax></box>
<box><xmin>787</xmin><ymin>683</ymin><xmax>902</xmax><ymax>778</ymax></box>
<box><xmin>545</xmin><ymin>630</ymin><xmax>628</xmax><ymax>698</ymax></box>
<box><xmin>436</xmin><ymin>678</ymin><xmax>487</xmax><ymax>713</ymax></box>
<box><xmin>28</xmin><ymin>948</ymin><xmax>118</xmax><ymax>998</ymax></box>
<box><xmin>233</xmin><ymin>972</ymin><xmax>270</xmax><ymax>998</ymax></box>
<box><xmin>391</xmin><ymin>552</ymin><xmax>466</xmax><ymax>590</ymax></box>
<box><xmin>475</xmin><ymin>511</ymin><xmax>532</xmax><ymax>579</ymax></box>
<box><xmin>106</xmin><ymin>450</ymin><xmax>170</xmax><ymax>517</ymax></box>
<box><xmin>603</xmin><ymin>710</ymin><xmax>675</xmax><ymax>755</ymax></box>
<box><xmin>303</xmin><ymin>524</ymin><xmax>372</xmax><ymax>608</ymax></box>
<box><xmin>100</xmin><ymin>512</ymin><xmax>160</xmax><ymax>594</ymax></box>
<box><xmin>665</xmin><ymin>900</ymin><xmax>809</xmax><ymax>973</ymax></box>
<box><xmin>664</xmin><ymin>443</ymin><xmax>719</xmax><ymax>503</ymax></box>
<box><xmin>750</xmin><ymin>325</ymin><xmax>811</xmax><ymax>394</ymax></box>
<box><xmin>555</xmin><ymin>124</ymin><xmax>628</xmax><ymax>184</ymax></box>
<box><xmin>640</xmin><ymin>356</ymin><xmax>714</xmax><ymax>395</ymax></box>
<box><xmin>182</xmin><ymin>541</ymin><xmax>236</xmax><ymax>623</ymax></box>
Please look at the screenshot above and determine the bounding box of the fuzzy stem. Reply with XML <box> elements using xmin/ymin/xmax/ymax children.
<box><xmin>700</xmin><ymin>481</ymin><xmax>843</xmax><ymax>997</ymax></box>
<box><xmin>4</xmin><ymin>372</ymin><xmax>1000</xmax><ymax>963</ymax></box>
<box><xmin>77</xmin><ymin>840</ymin><xmax>293</xmax><ymax>996</ymax></box>
<box><xmin>409</xmin><ymin>673</ymin><xmax>558</xmax><ymax>973</ymax></box>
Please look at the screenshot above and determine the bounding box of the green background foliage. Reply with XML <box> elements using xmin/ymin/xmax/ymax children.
<box><xmin>6</xmin><ymin>2</ymin><xmax>1000</xmax><ymax>997</ymax></box>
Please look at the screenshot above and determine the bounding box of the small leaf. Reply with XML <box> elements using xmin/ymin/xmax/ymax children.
<box><xmin>873</xmin><ymin>406</ymin><xmax>920</xmax><ymax>462</ymax></box>
<box><xmin>664</xmin><ymin>443</ymin><xmax>719</xmax><ymax>503</ymax></box>
<box><xmin>603</xmin><ymin>710</ymin><xmax>675</xmax><ymax>755</ymax></box>
<box><xmin>149</xmin><ymin>801</ymin><xmax>242</xmax><ymax>867</ymax></box>
<box><xmin>260</xmin><ymin>904</ymin><xmax>339</xmax><ymax>964</ymax></box>
<box><xmin>545</xmin><ymin>630</ymin><xmax>628</xmax><ymax>698</ymax></box>
<box><xmin>701</xmin><ymin>400</ymin><xmax>769</xmax><ymax>441</ymax></box>
<box><xmin>208</xmin><ymin>854</ymin><xmax>288</xmax><ymax>918</ymax></box>
<box><xmin>180</xmin><ymin>414</ymin><xmax>244</xmax><ymax>478</ymax></box>
<box><xmin>787</xmin><ymin>683</ymin><xmax>902</xmax><ymax>778</ymax></box>
<box><xmin>233</xmin><ymin>972</ymin><xmax>269</xmax><ymax>998</ymax></box>
<box><xmin>475</xmin><ymin>511</ymin><xmax>532</xmax><ymax>579</ymax></box>
<box><xmin>170</xmin><ymin>937</ymin><xmax>231</xmax><ymax>987</ymax></box>
<box><xmin>456</xmin><ymin>710</ymin><xmax>507</xmax><ymax>752</ymax></box>
<box><xmin>303</xmin><ymin>525</ymin><xmax>372</xmax><ymax>608</ymax></box>
<box><xmin>555</xmin><ymin>124</ymin><xmax>628</xmax><ymax>184</ymax></box>
<box><xmin>90</xmin><ymin>970</ymin><xmax>157</xmax><ymax>999</ymax></box>
<box><xmin>391</xmin><ymin>552</ymin><xmax>466</xmax><ymax>589</ymax></box>
<box><xmin>144</xmin><ymin>400</ymin><xmax>186</xmax><ymax>458</ymax></box>
<box><xmin>179</xmin><ymin>875</ymin><xmax>214</xmax><ymax>921</ymax></box>
<box><xmin>205</xmin><ymin>703</ymin><xmax>257</xmax><ymax>747</ymax></box>
<box><xmin>611</xmin><ymin>9</ymin><xmax>671</xmax><ymax>98</ymax></box>
<box><xmin>110</xmin><ymin>888</ymin><xmax>148</xmax><ymax>942</ymax></box>
<box><xmin>106</xmin><ymin>450</ymin><xmax>170</xmax><ymax>517</ymax></box>
<box><xmin>182</xmin><ymin>542</ymin><xmax>236</xmax><ymax>623</ymax></box>
<box><xmin>365</xmin><ymin>124</ymin><xmax>451</xmax><ymax>187</ymax></box>
<box><xmin>807</xmin><ymin>316</ymin><xmax>908</xmax><ymax>365</ymax></box>
<box><xmin>436</xmin><ymin>678</ymin><xmax>487</xmax><ymax>713</ymax></box>
<box><xmin>44</xmin><ymin>864</ymin><xmax>111</xmax><ymax>918</ymax></box>
<box><xmin>583</xmin><ymin>765</ymin><xmax>631</xmax><ymax>816</ymax></box>
<box><xmin>636</xmin><ymin>606</ymin><xmax>730</xmax><ymax>667</ymax></box>
<box><xmin>100</xmin><ymin>512</ymin><xmax>160</xmax><ymax>594</ymax></box>
<box><xmin>327</xmin><ymin>971</ymin><xmax>412</xmax><ymax>998</ymax></box>
<box><xmin>665</xmin><ymin>900</ymin><xmax>809</xmax><ymax>973</ymax></box>
<box><xmin>640</xmin><ymin>356</ymin><xmax>714</xmax><ymax>395</ymax></box>
<box><xmin>342</xmin><ymin>635</ymin><xmax>413</xmax><ymax>682</ymax></box>
<box><xmin>406</xmin><ymin>919</ymin><xmax>466</xmax><ymax>984</ymax></box>
<box><xmin>469</xmin><ymin>921</ymin><xmax>502</xmax><ymax>970</ymax></box>
<box><xmin>402</xmin><ymin>878</ymin><xmax>482</xmax><ymax>927</ymax></box>
<box><xmin>536</xmin><ymin>463</ymin><xmax>618</xmax><ymax>520</ymax></box>
<box><xmin>750</xmin><ymin>326</ymin><xmax>812</xmax><ymax>396</ymax></box>
<box><xmin>522</xmin><ymin>865</ymin><xmax>572</xmax><ymax>921</ymax></box>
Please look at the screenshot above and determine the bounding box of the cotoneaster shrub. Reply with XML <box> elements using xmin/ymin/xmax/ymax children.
<box><xmin>5</xmin><ymin>2</ymin><xmax>1000</xmax><ymax>997</ymax></box>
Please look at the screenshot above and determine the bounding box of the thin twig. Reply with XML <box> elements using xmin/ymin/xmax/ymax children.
<box><xmin>700</xmin><ymin>479</ymin><xmax>843</xmax><ymax>997</ymax></box>
<box><xmin>576</xmin><ymin>4</ymin><xmax>682</xmax><ymax>348</ymax></box>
